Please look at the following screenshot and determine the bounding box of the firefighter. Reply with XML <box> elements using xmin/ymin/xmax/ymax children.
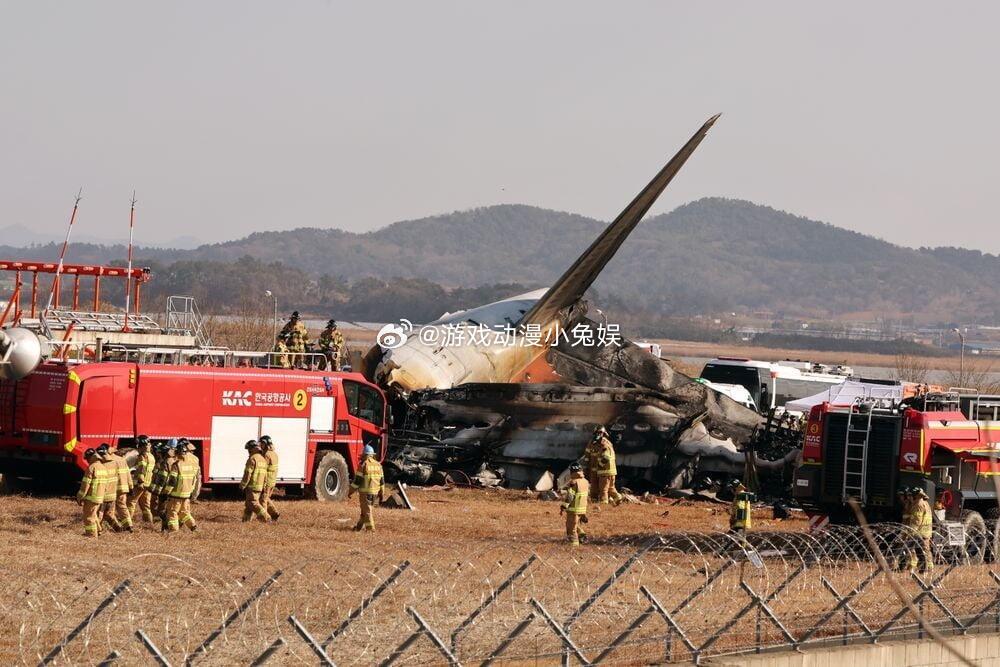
<box><xmin>109</xmin><ymin>442</ymin><xmax>134</xmax><ymax>532</ymax></box>
<box><xmin>96</xmin><ymin>444</ymin><xmax>121</xmax><ymax>532</ymax></box>
<box><xmin>240</xmin><ymin>440</ymin><xmax>270</xmax><ymax>523</ymax></box>
<box><xmin>318</xmin><ymin>320</ymin><xmax>345</xmax><ymax>371</ymax></box>
<box><xmin>77</xmin><ymin>448</ymin><xmax>109</xmax><ymax>537</ymax></box>
<box><xmin>284</xmin><ymin>312</ymin><xmax>309</xmax><ymax>368</ymax></box>
<box><xmin>259</xmin><ymin>435</ymin><xmax>280</xmax><ymax>521</ymax></box>
<box><xmin>164</xmin><ymin>439</ymin><xmax>199</xmax><ymax>532</ymax></box>
<box><xmin>128</xmin><ymin>435</ymin><xmax>156</xmax><ymax>524</ymax></box>
<box><xmin>583</xmin><ymin>428</ymin><xmax>605</xmax><ymax>500</ymax></box>
<box><xmin>894</xmin><ymin>487</ymin><xmax>914</xmax><ymax>571</ymax></box>
<box><xmin>272</xmin><ymin>334</ymin><xmax>291</xmax><ymax>370</ymax></box>
<box><xmin>154</xmin><ymin>440</ymin><xmax>178</xmax><ymax>526</ymax></box>
<box><xmin>729</xmin><ymin>480</ymin><xmax>753</xmax><ymax>545</ymax></box>
<box><xmin>560</xmin><ymin>464</ymin><xmax>590</xmax><ymax>546</ymax></box>
<box><xmin>349</xmin><ymin>445</ymin><xmax>383</xmax><ymax>531</ymax></box>
<box><xmin>907</xmin><ymin>487</ymin><xmax>934</xmax><ymax>574</ymax></box>
<box><xmin>594</xmin><ymin>427</ymin><xmax>622</xmax><ymax>505</ymax></box>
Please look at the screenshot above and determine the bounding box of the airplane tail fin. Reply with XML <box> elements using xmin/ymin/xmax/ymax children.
<box><xmin>518</xmin><ymin>114</ymin><xmax>720</xmax><ymax>327</ymax></box>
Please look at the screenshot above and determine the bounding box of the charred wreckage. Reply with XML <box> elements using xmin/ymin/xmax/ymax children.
<box><xmin>363</xmin><ymin>115</ymin><xmax>805</xmax><ymax>497</ymax></box>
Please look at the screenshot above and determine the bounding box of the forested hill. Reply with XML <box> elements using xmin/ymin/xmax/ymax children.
<box><xmin>1</xmin><ymin>198</ymin><xmax>997</xmax><ymax>321</ymax></box>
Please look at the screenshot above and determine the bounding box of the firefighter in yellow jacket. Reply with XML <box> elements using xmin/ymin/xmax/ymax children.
<box><xmin>151</xmin><ymin>441</ymin><xmax>173</xmax><ymax>523</ymax></box>
<box><xmin>95</xmin><ymin>444</ymin><xmax>121</xmax><ymax>532</ymax></box>
<box><xmin>240</xmin><ymin>440</ymin><xmax>270</xmax><ymax>522</ymax></box>
<box><xmin>259</xmin><ymin>435</ymin><xmax>280</xmax><ymax>521</ymax></box>
<box><xmin>594</xmin><ymin>428</ymin><xmax>622</xmax><ymax>505</ymax></box>
<box><xmin>583</xmin><ymin>429</ymin><xmax>604</xmax><ymax>500</ymax></box>
<box><xmin>164</xmin><ymin>439</ymin><xmax>199</xmax><ymax>532</ymax></box>
<box><xmin>729</xmin><ymin>480</ymin><xmax>753</xmax><ymax>545</ymax></box>
<box><xmin>560</xmin><ymin>464</ymin><xmax>590</xmax><ymax>546</ymax></box>
<box><xmin>108</xmin><ymin>442</ymin><xmax>134</xmax><ymax>532</ymax></box>
<box><xmin>128</xmin><ymin>435</ymin><xmax>156</xmax><ymax>524</ymax></box>
<box><xmin>318</xmin><ymin>320</ymin><xmax>345</xmax><ymax>371</ymax></box>
<box><xmin>349</xmin><ymin>445</ymin><xmax>383</xmax><ymax>531</ymax></box>
<box><xmin>906</xmin><ymin>487</ymin><xmax>934</xmax><ymax>573</ymax></box>
<box><xmin>77</xmin><ymin>448</ymin><xmax>110</xmax><ymax>537</ymax></box>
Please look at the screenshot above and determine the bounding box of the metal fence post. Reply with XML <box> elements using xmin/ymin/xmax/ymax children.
<box><xmin>37</xmin><ymin>579</ymin><xmax>131</xmax><ymax>667</ymax></box>
<box><xmin>186</xmin><ymin>570</ymin><xmax>283</xmax><ymax>665</ymax></box>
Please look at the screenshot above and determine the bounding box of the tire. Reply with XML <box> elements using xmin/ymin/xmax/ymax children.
<box><xmin>308</xmin><ymin>451</ymin><xmax>350</xmax><ymax>502</ymax></box>
<box><xmin>962</xmin><ymin>510</ymin><xmax>988</xmax><ymax>564</ymax></box>
<box><xmin>984</xmin><ymin>507</ymin><xmax>1000</xmax><ymax>563</ymax></box>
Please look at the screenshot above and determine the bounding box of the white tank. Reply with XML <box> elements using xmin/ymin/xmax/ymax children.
<box><xmin>0</xmin><ymin>327</ymin><xmax>48</xmax><ymax>380</ymax></box>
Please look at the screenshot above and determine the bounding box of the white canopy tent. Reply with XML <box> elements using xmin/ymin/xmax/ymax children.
<box><xmin>784</xmin><ymin>379</ymin><xmax>904</xmax><ymax>413</ymax></box>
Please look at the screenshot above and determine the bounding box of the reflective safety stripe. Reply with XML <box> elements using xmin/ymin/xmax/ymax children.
<box><xmin>565</xmin><ymin>481</ymin><xmax>588</xmax><ymax>514</ymax></box>
<box><xmin>64</xmin><ymin>437</ymin><xmax>78</xmax><ymax>453</ymax></box>
<box><xmin>353</xmin><ymin>459</ymin><xmax>383</xmax><ymax>494</ymax></box>
<box><xmin>68</xmin><ymin>370</ymin><xmax>81</xmax><ymax>384</ymax></box>
<box><xmin>63</xmin><ymin>403</ymin><xmax>76</xmax><ymax>414</ymax></box>
<box><xmin>731</xmin><ymin>499</ymin><xmax>752</xmax><ymax>530</ymax></box>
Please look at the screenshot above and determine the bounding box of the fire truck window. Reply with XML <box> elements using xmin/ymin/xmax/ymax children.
<box><xmin>343</xmin><ymin>381</ymin><xmax>384</xmax><ymax>426</ymax></box>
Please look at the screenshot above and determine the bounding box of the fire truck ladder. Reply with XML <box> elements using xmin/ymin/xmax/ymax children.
<box><xmin>841</xmin><ymin>400</ymin><xmax>875</xmax><ymax>504</ymax></box>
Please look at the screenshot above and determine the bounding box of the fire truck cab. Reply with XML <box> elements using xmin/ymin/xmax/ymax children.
<box><xmin>0</xmin><ymin>360</ymin><xmax>387</xmax><ymax>501</ymax></box>
<box><xmin>793</xmin><ymin>392</ymin><xmax>1000</xmax><ymax>559</ymax></box>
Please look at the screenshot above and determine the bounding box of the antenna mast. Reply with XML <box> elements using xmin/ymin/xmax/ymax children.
<box><xmin>41</xmin><ymin>189</ymin><xmax>83</xmax><ymax>337</ymax></box>
<box><xmin>123</xmin><ymin>191</ymin><xmax>137</xmax><ymax>332</ymax></box>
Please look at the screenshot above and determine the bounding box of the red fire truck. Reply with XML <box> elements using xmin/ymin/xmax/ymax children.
<box><xmin>792</xmin><ymin>392</ymin><xmax>1000</xmax><ymax>559</ymax></box>
<box><xmin>0</xmin><ymin>360</ymin><xmax>387</xmax><ymax>501</ymax></box>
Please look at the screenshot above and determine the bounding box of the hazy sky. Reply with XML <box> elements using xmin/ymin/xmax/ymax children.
<box><xmin>2</xmin><ymin>2</ymin><xmax>997</xmax><ymax>251</ymax></box>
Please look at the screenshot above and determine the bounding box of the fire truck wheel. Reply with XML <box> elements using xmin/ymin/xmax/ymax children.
<box><xmin>961</xmin><ymin>510</ymin><xmax>988</xmax><ymax>564</ymax></box>
<box><xmin>984</xmin><ymin>508</ymin><xmax>1000</xmax><ymax>563</ymax></box>
<box><xmin>309</xmin><ymin>451</ymin><xmax>349</xmax><ymax>502</ymax></box>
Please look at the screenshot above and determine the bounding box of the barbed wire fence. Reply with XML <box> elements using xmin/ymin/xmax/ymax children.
<box><xmin>6</xmin><ymin>524</ymin><xmax>1000</xmax><ymax>666</ymax></box>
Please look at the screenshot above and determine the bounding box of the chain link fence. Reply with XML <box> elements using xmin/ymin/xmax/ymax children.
<box><xmin>6</xmin><ymin>524</ymin><xmax>1000</xmax><ymax>665</ymax></box>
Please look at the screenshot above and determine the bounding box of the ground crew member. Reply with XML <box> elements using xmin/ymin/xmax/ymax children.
<box><xmin>594</xmin><ymin>428</ymin><xmax>622</xmax><ymax>505</ymax></box>
<box><xmin>109</xmin><ymin>442</ymin><xmax>134</xmax><ymax>532</ymax></box>
<box><xmin>77</xmin><ymin>448</ymin><xmax>110</xmax><ymax>537</ymax></box>
<box><xmin>128</xmin><ymin>436</ymin><xmax>156</xmax><ymax>524</ymax></box>
<box><xmin>164</xmin><ymin>439</ymin><xmax>199</xmax><ymax>532</ymax></box>
<box><xmin>318</xmin><ymin>320</ymin><xmax>345</xmax><ymax>371</ymax></box>
<box><xmin>272</xmin><ymin>335</ymin><xmax>291</xmax><ymax>369</ymax></box>
<box><xmin>259</xmin><ymin>435</ymin><xmax>280</xmax><ymax>521</ymax></box>
<box><xmin>96</xmin><ymin>444</ymin><xmax>121</xmax><ymax>532</ymax></box>
<box><xmin>349</xmin><ymin>445</ymin><xmax>383</xmax><ymax>531</ymax></box>
<box><xmin>240</xmin><ymin>440</ymin><xmax>270</xmax><ymax>523</ymax></box>
<box><xmin>729</xmin><ymin>480</ymin><xmax>752</xmax><ymax>545</ymax></box>
<box><xmin>907</xmin><ymin>487</ymin><xmax>934</xmax><ymax>573</ymax></box>
<box><xmin>583</xmin><ymin>429</ymin><xmax>605</xmax><ymax>500</ymax></box>
<box><xmin>560</xmin><ymin>464</ymin><xmax>590</xmax><ymax>546</ymax></box>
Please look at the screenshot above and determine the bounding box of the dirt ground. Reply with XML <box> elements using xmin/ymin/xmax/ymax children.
<box><xmin>0</xmin><ymin>487</ymin><xmax>805</xmax><ymax>665</ymax></box>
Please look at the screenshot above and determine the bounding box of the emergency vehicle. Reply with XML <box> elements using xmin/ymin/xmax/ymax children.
<box><xmin>0</xmin><ymin>360</ymin><xmax>386</xmax><ymax>500</ymax></box>
<box><xmin>792</xmin><ymin>392</ymin><xmax>1000</xmax><ymax>560</ymax></box>
<box><xmin>700</xmin><ymin>357</ymin><xmax>851</xmax><ymax>412</ymax></box>
<box><xmin>0</xmin><ymin>260</ymin><xmax>386</xmax><ymax>500</ymax></box>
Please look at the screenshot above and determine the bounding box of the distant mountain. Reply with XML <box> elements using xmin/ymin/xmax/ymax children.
<box><xmin>1</xmin><ymin>199</ymin><xmax>997</xmax><ymax>322</ymax></box>
<box><xmin>0</xmin><ymin>225</ymin><xmax>203</xmax><ymax>250</ymax></box>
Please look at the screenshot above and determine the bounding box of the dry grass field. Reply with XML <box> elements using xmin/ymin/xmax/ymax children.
<box><xmin>3</xmin><ymin>488</ymin><xmax>1000</xmax><ymax>665</ymax></box>
<box><xmin>0</xmin><ymin>488</ymin><xmax>806</xmax><ymax>665</ymax></box>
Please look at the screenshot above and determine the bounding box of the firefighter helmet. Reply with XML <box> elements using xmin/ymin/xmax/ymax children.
<box><xmin>363</xmin><ymin>445</ymin><xmax>375</xmax><ymax>457</ymax></box>
<box><xmin>291</xmin><ymin>311</ymin><xmax>300</xmax><ymax>320</ymax></box>
<box><xmin>136</xmin><ymin>435</ymin><xmax>151</xmax><ymax>448</ymax></box>
<box><xmin>175</xmin><ymin>439</ymin><xmax>190</xmax><ymax>453</ymax></box>
<box><xmin>259</xmin><ymin>435</ymin><xmax>273</xmax><ymax>448</ymax></box>
<box><xmin>327</xmin><ymin>320</ymin><xmax>337</xmax><ymax>328</ymax></box>
<box><xmin>96</xmin><ymin>443</ymin><xmax>110</xmax><ymax>455</ymax></box>
<box><xmin>245</xmin><ymin>439</ymin><xmax>259</xmax><ymax>450</ymax></box>
<box><xmin>84</xmin><ymin>448</ymin><xmax>97</xmax><ymax>459</ymax></box>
